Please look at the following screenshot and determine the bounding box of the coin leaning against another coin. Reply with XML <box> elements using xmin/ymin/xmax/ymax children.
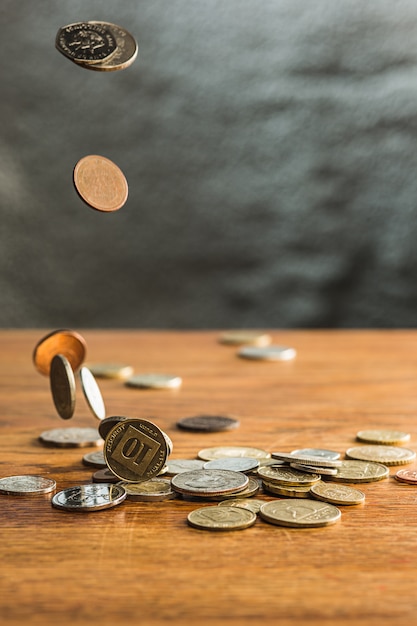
<box><xmin>260</xmin><ymin>499</ymin><xmax>341</xmax><ymax>528</ymax></box>
<box><xmin>80</xmin><ymin>366</ymin><xmax>106</xmax><ymax>420</ymax></box>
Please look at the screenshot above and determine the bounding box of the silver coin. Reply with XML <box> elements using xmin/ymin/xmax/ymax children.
<box><xmin>0</xmin><ymin>475</ymin><xmax>56</xmax><ymax>495</ymax></box>
<box><xmin>82</xmin><ymin>450</ymin><xmax>106</xmax><ymax>468</ymax></box>
<box><xmin>329</xmin><ymin>460</ymin><xmax>389</xmax><ymax>483</ymax></box>
<box><xmin>80</xmin><ymin>366</ymin><xmax>106</xmax><ymax>420</ymax></box>
<box><xmin>165</xmin><ymin>459</ymin><xmax>206</xmax><ymax>476</ymax></box>
<box><xmin>291</xmin><ymin>448</ymin><xmax>341</xmax><ymax>461</ymax></box>
<box><xmin>345</xmin><ymin>445</ymin><xmax>416</xmax><ymax>466</ymax></box>
<box><xmin>117</xmin><ymin>478</ymin><xmax>176</xmax><ymax>502</ymax></box>
<box><xmin>39</xmin><ymin>427</ymin><xmax>102</xmax><ymax>448</ymax></box>
<box><xmin>52</xmin><ymin>483</ymin><xmax>126</xmax><ymax>511</ymax></box>
<box><xmin>237</xmin><ymin>345</ymin><xmax>296</xmax><ymax>361</ymax></box>
<box><xmin>203</xmin><ymin>457</ymin><xmax>260</xmax><ymax>473</ymax></box>
<box><xmin>171</xmin><ymin>469</ymin><xmax>249</xmax><ymax>497</ymax></box>
<box><xmin>290</xmin><ymin>462</ymin><xmax>338</xmax><ymax>477</ymax></box>
<box><xmin>49</xmin><ymin>353</ymin><xmax>76</xmax><ymax>420</ymax></box>
<box><xmin>125</xmin><ymin>373</ymin><xmax>182</xmax><ymax>389</ymax></box>
<box><xmin>271</xmin><ymin>451</ymin><xmax>341</xmax><ymax>468</ymax></box>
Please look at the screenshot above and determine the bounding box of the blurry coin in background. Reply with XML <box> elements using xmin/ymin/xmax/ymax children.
<box><xmin>345</xmin><ymin>445</ymin><xmax>416</xmax><ymax>466</ymax></box>
<box><xmin>197</xmin><ymin>446</ymin><xmax>270</xmax><ymax>461</ymax></box>
<box><xmin>238</xmin><ymin>345</ymin><xmax>296</xmax><ymax>361</ymax></box>
<box><xmin>177</xmin><ymin>415</ymin><xmax>239</xmax><ymax>432</ymax></box>
<box><xmin>92</xmin><ymin>468</ymin><xmax>120</xmax><ymax>484</ymax></box>
<box><xmin>73</xmin><ymin>155</ymin><xmax>128</xmax><ymax>212</ymax></box>
<box><xmin>203</xmin><ymin>457</ymin><xmax>260</xmax><ymax>473</ymax></box>
<box><xmin>291</xmin><ymin>448</ymin><xmax>341</xmax><ymax>460</ymax></box>
<box><xmin>98</xmin><ymin>415</ymin><xmax>128</xmax><ymax>440</ymax></box>
<box><xmin>39</xmin><ymin>427</ymin><xmax>102</xmax><ymax>448</ymax></box>
<box><xmin>82</xmin><ymin>450</ymin><xmax>106</xmax><ymax>469</ymax></box>
<box><xmin>165</xmin><ymin>459</ymin><xmax>206</xmax><ymax>476</ymax></box>
<box><xmin>86</xmin><ymin>363</ymin><xmax>134</xmax><ymax>380</ymax></box>
<box><xmin>219</xmin><ymin>331</ymin><xmax>272</xmax><ymax>346</ymax></box>
<box><xmin>80</xmin><ymin>367</ymin><xmax>106</xmax><ymax>420</ymax></box>
<box><xmin>356</xmin><ymin>430</ymin><xmax>411</xmax><ymax>445</ymax></box>
<box><xmin>0</xmin><ymin>475</ymin><xmax>56</xmax><ymax>495</ymax></box>
<box><xmin>50</xmin><ymin>354</ymin><xmax>76</xmax><ymax>420</ymax></box>
<box><xmin>125</xmin><ymin>373</ymin><xmax>182</xmax><ymax>389</ymax></box>
<box><xmin>33</xmin><ymin>329</ymin><xmax>87</xmax><ymax>376</ymax></box>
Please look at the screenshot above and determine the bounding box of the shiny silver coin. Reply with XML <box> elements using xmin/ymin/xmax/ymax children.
<box><xmin>82</xmin><ymin>450</ymin><xmax>106</xmax><ymax>469</ymax></box>
<box><xmin>80</xmin><ymin>366</ymin><xmax>106</xmax><ymax>420</ymax></box>
<box><xmin>171</xmin><ymin>469</ymin><xmax>249</xmax><ymax>497</ymax></box>
<box><xmin>290</xmin><ymin>462</ymin><xmax>338</xmax><ymax>477</ymax></box>
<box><xmin>165</xmin><ymin>459</ymin><xmax>206</xmax><ymax>476</ymax></box>
<box><xmin>271</xmin><ymin>451</ymin><xmax>341</xmax><ymax>468</ymax></box>
<box><xmin>238</xmin><ymin>345</ymin><xmax>296</xmax><ymax>361</ymax></box>
<box><xmin>176</xmin><ymin>414</ymin><xmax>240</xmax><ymax>432</ymax></box>
<box><xmin>291</xmin><ymin>448</ymin><xmax>341</xmax><ymax>461</ymax></box>
<box><xmin>218</xmin><ymin>498</ymin><xmax>265</xmax><ymax>514</ymax></box>
<box><xmin>50</xmin><ymin>354</ymin><xmax>76</xmax><ymax>420</ymax></box>
<box><xmin>0</xmin><ymin>475</ymin><xmax>56</xmax><ymax>495</ymax></box>
<box><xmin>203</xmin><ymin>457</ymin><xmax>260</xmax><ymax>473</ymax></box>
<box><xmin>39</xmin><ymin>427</ymin><xmax>102</xmax><ymax>448</ymax></box>
<box><xmin>52</xmin><ymin>483</ymin><xmax>126</xmax><ymax>511</ymax></box>
<box><xmin>198</xmin><ymin>446</ymin><xmax>270</xmax><ymax>461</ymax></box>
<box><xmin>125</xmin><ymin>373</ymin><xmax>182</xmax><ymax>389</ymax></box>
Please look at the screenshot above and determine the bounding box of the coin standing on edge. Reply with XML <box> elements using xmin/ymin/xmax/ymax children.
<box><xmin>33</xmin><ymin>329</ymin><xmax>87</xmax><ymax>376</ymax></box>
<box><xmin>50</xmin><ymin>354</ymin><xmax>76</xmax><ymax>420</ymax></box>
<box><xmin>238</xmin><ymin>345</ymin><xmax>296</xmax><ymax>361</ymax></box>
<box><xmin>80</xmin><ymin>366</ymin><xmax>106</xmax><ymax>420</ymax></box>
<box><xmin>187</xmin><ymin>506</ymin><xmax>257</xmax><ymax>531</ymax></box>
<box><xmin>0</xmin><ymin>476</ymin><xmax>56</xmax><ymax>495</ymax></box>
<box><xmin>177</xmin><ymin>415</ymin><xmax>240</xmax><ymax>432</ymax></box>
<box><xmin>39</xmin><ymin>427</ymin><xmax>102</xmax><ymax>448</ymax></box>
<box><xmin>52</xmin><ymin>484</ymin><xmax>126</xmax><ymax>512</ymax></box>
<box><xmin>73</xmin><ymin>155</ymin><xmax>128</xmax><ymax>212</ymax></box>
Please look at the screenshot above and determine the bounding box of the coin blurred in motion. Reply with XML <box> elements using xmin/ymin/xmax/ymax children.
<box><xmin>118</xmin><ymin>478</ymin><xmax>176</xmax><ymax>502</ymax></box>
<box><xmin>80</xmin><ymin>367</ymin><xmax>106</xmax><ymax>420</ymax></box>
<box><xmin>345</xmin><ymin>445</ymin><xmax>416</xmax><ymax>466</ymax></box>
<box><xmin>177</xmin><ymin>415</ymin><xmax>239</xmax><ymax>432</ymax></box>
<box><xmin>73</xmin><ymin>155</ymin><xmax>128</xmax><ymax>212</ymax></box>
<box><xmin>310</xmin><ymin>482</ymin><xmax>365</xmax><ymax>506</ymax></box>
<box><xmin>260</xmin><ymin>499</ymin><xmax>341</xmax><ymax>528</ymax></box>
<box><xmin>33</xmin><ymin>329</ymin><xmax>87</xmax><ymax>376</ymax></box>
<box><xmin>104</xmin><ymin>418</ymin><xmax>168</xmax><ymax>482</ymax></box>
<box><xmin>203</xmin><ymin>457</ymin><xmax>260</xmax><ymax>473</ymax></box>
<box><xmin>52</xmin><ymin>483</ymin><xmax>126</xmax><ymax>512</ymax></box>
<box><xmin>86</xmin><ymin>363</ymin><xmax>134</xmax><ymax>380</ymax></box>
<box><xmin>291</xmin><ymin>448</ymin><xmax>341</xmax><ymax>461</ymax></box>
<box><xmin>171</xmin><ymin>469</ymin><xmax>249</xmax><ymax>497</ymax></box>
<box><xmin>82</xmin><ymin>450</ymin><xmax>106</xmax><ymax>469</ymax></box>
<box><xmin>92</xmin><ymin>468</ymin><xmax>120</xmax><ymax>484</ymax></box>
<box><xmin>187</xmin><ymin>506</ymin><xmax>256</xmax><ymax>531</ymax></box>
<box><xmin>238</xmin><ymin>345</ymin><xmax>296</xmax><ymax>361</ymax></box>
<box><xmin>55</xmin><ymin>22</ymin><xmax>117</xmax><ymax>63</ymax></box>
<box><xmin>219</xmin><ymin>331</ymin><xmax>272</xmax><ymax>346</ymax></box>
<box><xmin>50</xmin><ymin>354</ymin><xmax>76</xmax><ymax>420</ymax></box>
<box><xmin>0</xmin><ymin>475</ymin><xmax>56</xmax><ymax>495</ymax></box>
<box><xmin>75</xmin><ymin>22</ymin><xmax>138</xmax><ymax>72</ymax></box>
<box><xmin>329</xmin><ymin>460</ymin><xmax>389</xmax><ymax>483</ymax></box>
<box><xmin>394</xmin><ymin>469</ymin><xmax>417</xmax><ymax>484</ymax></box>
<box><xmin>39</xmin><ymin>427</ymin><xmax>102</xmax><ymax>448</ymax></box>
<box><xmin>218</xmin><ymin>499</ymin><xmax>265</xmax><ymax>514</ymax></box>
<box><xmin>165</xmin><ymin>459</ymin><xmax>206</xmax><ymax>476</ymax></box>
<box><xmin>125</xmin><ymin>373</ymin><xmax>182</xmax><ymax>389</ymax></box>
<box><xmin>198</xmin><ymin>446</ymin><xmax>270</xmax><ymax>461</ymax></box>
<box><xmin>356</xmin><ymin>430</ymin><xmax>411</xmax><ymax>445</ymax></box>
<box><xmin>98</xmin><ymin>415</ymin><xmax>128</xmax><ymax>440</ymax></box>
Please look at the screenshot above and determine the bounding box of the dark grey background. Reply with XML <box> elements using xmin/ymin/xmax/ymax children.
<box><xmin>2</xmin><ymin>0</ymin><xmax>417</xmax><ymax>328</ymax></box>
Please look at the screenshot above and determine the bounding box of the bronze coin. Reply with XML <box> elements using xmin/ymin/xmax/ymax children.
<box><xmin>92</xmin><ymin>468</ymin><xmax>120</xmax><ymax>484</ymax></box>
<box><xmin>33</xmin><ymin>329</ymin><xmax>87</xmax><ymax>376</ymax></box>
<box><xmin>73</xmin><ymin>155</ymin><xmax>128</xmax><ymax>212</ymax></box>
<box><xmin>394</xmin><ymin>469</ymin><xmax>417</xmax><ymax>484</ymax></box>
<box><xmin>177</xmin><ymin>415</ymin><xmax>240</xmax><ymax>432</ymax></box>
<box><xmin>98</xmin><ymin>415</ymin><xmax>128</xmax><ymax>441</ymax></box>
<box><xmin>50</xmin><ymin>354</ymin><xmax>76</xmax><ymax>420</ymax></box>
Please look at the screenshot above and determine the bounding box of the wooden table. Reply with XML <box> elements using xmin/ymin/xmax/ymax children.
<box><xmin>1</xmin><ymin>330</ymin><xmax>417</xmax><ymax>626</ymax></box>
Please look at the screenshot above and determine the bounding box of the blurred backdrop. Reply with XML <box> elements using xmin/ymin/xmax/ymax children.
<box><xmin>2</xmin><ymin>0</ymin><xmax>417</xmax><ymax>328</ymax></box>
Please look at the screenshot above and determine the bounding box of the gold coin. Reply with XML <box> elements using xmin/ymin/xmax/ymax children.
<box><xmin>218</xmin><ymin>498</ymin><xmax>265</xmax><ymax>514</ymax></box>
<box><xmin>310</xmin><ymin>482</ymin><xmax>365</xmax><ymax>505</ymax></box>
<box><xmin>33</xmin><ymin>329</ymin><xmax>87</xmax><ymax>376</ymax></box>
<box><xmin>238</xmin><ymin>345</ymin><xmax>296</xmax><ymax>361</ymax></box>
<box><xmin>187</xmin><ymin>506</ymin><xmax>256</xmax><ymax>531</ymax></box>
<box><xmin>80</xmin><ymin>367</ymin><xmax>106</xmax><ymax>420</ymax></box>
<box><xmin>260</xmin><ymin>499</ymin><xmax>341</xmax><ymax>528</ymax></box>
<box><xmin>262</xmin><ymin>481</ymin><xmax>312</xmax><ymax>498</ymax></box>
<box><xmin>50</xmin><ymin>354</ymin><xmax>76</xmax><ymax>420</ymax></box>
<box><xmin>86</xmin><ymin>363</ymin><xmax>134</xmax><ymax>380</ymax></box>
<box><xmin>329</xmin><ymin>460</ymin><xmax>389</xmax><ymax>483</ymax></box>
<box><xmin>197</xmin><ymin>446</ymin><xmax>270</xmax><ymax>461</ymax></box>
<box><xmin>258</xmin><ymin>465</ymin><xmax>320</xmax><ymax>486</ymax></box>
<box><xmin>219</xmin><ymin>331</ymin><xmax>272</xmax><ymax>346</ymax></box>
<box><xmin>125</xmin><ymin>373</ymin><xmax>182</xmax><ymax>389</ymax></box>
<box><xmin>117</xmin><ymin>478</ymin><xmax>176</xmax><ymax>501</ymax></box>
<box><xmin>75</xmin><ymin>22</ymin><xmax>138</xmax><ymax>72</ymax></box>
<box><xmin>73</xmin><ymin>155</ymin><xmax>128</xmax><ymax>212</ymax></box>
<box><xmin>55</xmin><ymin>22</ymin><xmax>117</xmax><ymax>64</ymax></box>
<box><xmin>356</xmin><ymin>430</ymin><xmax>411</xmax><ymax>445</ymax></box>
<box><xmin>202</xmin><ymin>476</ymin><xmax>260</xmax><ymax>501</ymax></box>
<box><xmin>171</xmin><ymin>469</ymin><xmax>249</xmax><ymax>497</ymax></box>
<box><xmin>345</xmin><ymin>445</ymin><xmax>416</xmax><ymax>466</ymax></box>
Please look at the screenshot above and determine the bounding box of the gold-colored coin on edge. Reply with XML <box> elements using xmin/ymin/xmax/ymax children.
<box><xmin>356</xmin><ymin>430</ymin><xmax>411</xmax><ymax>445</ymax></box>
<box><xmin>73</xmin><ymin>155</ymin><xmax>128</xmax><ymax>212</ymax></box>
<box><xmin>345</xmin><ymin>445</ymin><xmax>416</xmax><ymax>466</ymax></box>
<box><xmin>80</xmin><ymin>367</ymin><xmax>106</xmax><ymax>421</ymax></box>
<box><xmin>310</xmin><ymin>482</ymin><xmax>365</xmax><ymax>506</ymax></box>
<box><xmin>86</xmin><ymin>363</ymin><xmax>134</xmax><ymax>380</ymax></box>
<box><xmin>187</xmin><ymin>506</ymin><xmax>257</xmax><ymax>531</ymax></box>
<box><xmin>260</xmin><ymin>498</ymin><xmax>341</xmax><ymax>528</ymax></box>
<box><xmin>50</xmin><ymin>354</ymin><xmax>76</xmax><ymax>420</ymax></box>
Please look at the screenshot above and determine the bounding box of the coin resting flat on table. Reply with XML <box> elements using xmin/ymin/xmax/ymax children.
<box><xmin>125</xmin><ymin>373</ymin><xmax>182</xmax><ymax>389</ymax></box>
<box><xmin>345</xmin><ymin>445</ymin><xmax>416</xmax><ymax>466</ymax></box>
<box><xmin>0</xmin><ymin>475</ymin><xmax>56</xmax><ymax>496</ymax></box>
<box><xmin>260</xmin><ymin>498</ymin><xmax>341</xmax><ymax>528</ymax></box>
<box><xmin>197</xmin><ymin>446</ymin><xmax>270</xmax><ymax>461</ymax></box>
<box><xmin>219</xmin><ymin>331</ymin><xmax>272</xmax><ymax>346</ymax></box>
<box><xmin>171</xmin><ymin>469</ymin><xmax>249</xmax><ymax>497</ymax></box>
<box><xmin>39</xmin><ymin>427</ymin><xmax>102</xmax><ymax>448</ymax></box>
<box><xmin>52</xmin><ymin>484</ymin><xmax>126</xmax><ymax>512</ymax></box>
<box><xmin>187</xmin><ymin>506</ymin><xmax>257</xmax><ymax>531</ymax></box>
<box><xmin>176</xmin><ymin>415</ymin><xmax>239</xmax><ymax>432</ymax></box>
<box><xmin>73</xmin><ymin>155</ymin><xmax>128</xmax><ymax>212</ymax></box>
<box><xmin>86</xmin><ymin>363</ymin><xmax>134</xmax><ymax>380</ymax></box>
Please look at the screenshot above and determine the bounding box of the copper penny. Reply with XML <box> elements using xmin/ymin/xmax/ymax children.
<box><xmin>33</xmin><ymin>329</ymin><xmax>87</xmax><ymax>376</ymax></box>
<box><xmin>394</xmin><ymin>469</ymin><xmax>417</xmax><ymax>484</ymax></box>
<box><xmin>73</xmin><ymin>155</ymin><xmax>128</xmax><ymax>212</ymax></box>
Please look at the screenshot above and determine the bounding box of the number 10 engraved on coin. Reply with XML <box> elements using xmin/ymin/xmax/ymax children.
<box><xmin>104</xmin><ymin>419</ymin><xmax>168</xmax><ymax>482</ymax></box>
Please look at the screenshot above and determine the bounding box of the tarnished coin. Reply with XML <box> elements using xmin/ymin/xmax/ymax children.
<box><xmin>39</xmin><ymin>427</ymin><xmax>102</xmax><ymax>448</ymax></box>
<box><xmin>52</xmin><ymin>483</ymin><xmax>126</xmax><ymax>512</ymax></box>
<box><xmin>204</xmin><ymin>476</ymin><xmax>260</xmax><ymax>501</ymax></box>
<box><xmin>82</xmin><ymin>450</ymin><xmax>106</xmax><ymax>469</ymax></box>
<box><xmin>218</xmin><ymin>499</ymin><xmax>265</xmax><ymax>514</ymax></box>
<box><xmin>262</xmin><ymin>481</ymin><xmax>312</xmax><ymax>498</ymax></box>
<box><xmin>75</xmin><ymin>22</ymin><xmax>138</xmax><ymax>72</ymax></box>
<box><xmin>118</xmin><ymin>478</ymin><xmax>176</xmax><ymax>502</ymax></box>
<box><xmin>310</xmin><ymin>482</ymin><xmax>365</xmax><ymax>505</ymax></box>
<box><xmin>86</xmin><ymin>363</ymin><xmax>134</xmax><ymax>380</ymax></box>
<box><xmin>50</xmin><ymin>354</ymin><xmax>76</xmax><ymax>420</ymax></box>
<box><xmin>356</xmin><ymin>430</ymin><xmax>411</xmax><ymax>445</ymax></box>
<box><xmin>171</xmin><ymin>469</ymin><xmax>249</xmax><ymax>497</ymax></box>
<box><xmin>0</xmin><ymin>475</ymin><xmax>56</xmax><ymax>495</ymax></box>
<box><xmin>104</xmin><ymin>418</ymin><xmax>168</xmax><ymax>482</ymax></box>
<box><xmin>187</xmin><ymin>506</ymin><xmax>256</xmax><ymax>531</ymax></box>
<box><xmin>291</xmin><ymin>448</ymin><xmax>341</xmax><ymax>461</ymax></box>
<box><xmin>219</xmin><ymin>331</ymin><xmax>272</xmax><ymax>346</ymax></box>
<box><xmin>345</xmin><ymin>445</ymin><xmax>416</xmax><ymax>466</ymax></box>
<box><xmin>329</xmin><ymin>460</ymin><xmax>389</xmax><ymax>483</ymax></box>
<box><xmin>98</xmin><ymin>415</ymin><xmax>128</xmax><ymax>440</ymax></box>
<box><xmin>55</xmin><ymin>22</ymin><xmax>117</xmax><ymax>63</ymax></box>
<box><xmin>33</xmin><ymin>329</ymin><xmax>87</xmax><ymax>376</ymax></box>
<box><xmin>238</xmin><ymin>345</ymin><xmax>296</xmax><ymax>361</ymax></box>
<box><xmin>272</xmin><ymin>451</ymin><xmax>341</xmax><ymax>468</ymax></box>
<box><xmin>290</xmin><ymin>463</ymin><xmax>338</xmax><ymax>477</ymax></box>
<box><xmin>258</xmin><ymin>465</ymin><xmax>321</xmax><ymax>486</ymax></box>
<box><xmin>80</xmin><ymin>367</ymin><xmax>106</xmax><ymax>420</ymax></box>
<box><xmin>92</xmin><ymin>468</ymin><xmax>120</xmax><ymax>484</ymax></box>
<box><xmin>198</xmin><ymin>446</ymin><xmax>270</xmax><ymax>461</ymax></box>
<box><xmin>177</xmin><ymin>415</ymin><xmax>240</xmax><ymax>432</ymax></box>
<box><xmin>260</xmin><ymin>499</ymin><xmax>341</xmax><ymax>528</ymax></box>
<box><xmin>203</xmin><ymin>457</ymin><xmax>260</xmax><ymax>473</ymax></box>
<box><xmin>165</xmin><ymin>459</ymin><xmax>206</xmax><ymax>476</ymax></box>
<box><xmin>394</xmin><ymin>469</ymin><xmax>417</xmax><ymax>484</ymax></box>
<box><xmin>125</xmin><ymin>373</ymin><xmax>182</xmax><ymax>390</ymax></box>
<box><xmin>73</xmin><ymin>155</ymin><xmax>128</xmax><ymax>212</ymax></box>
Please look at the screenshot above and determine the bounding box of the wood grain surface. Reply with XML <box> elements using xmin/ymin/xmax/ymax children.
<box><xmin>1</xmin><ymin>330</ymin><xmax>416</xmax><ymax>626</ymax></box>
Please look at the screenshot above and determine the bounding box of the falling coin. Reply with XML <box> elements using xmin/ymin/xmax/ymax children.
<box><xmin>79</xmin><ymin>367</ymin><xmax>106</xmax><ymax>420</ymax></box>
<box><xmin>75</xmin><ymin>22</ymin><xmax>138</xmax><ymax>72</ymax></box>
<box><xmin>0</xmin><ymin>475</ymin><xmax>56</xmax><ymax>496</ymax></box>
<box><xmin>187</xmin><ymin>506</ymin><xmax>257</xmax><ymax>531</ymax></box>
<box><xmin>49</xmin><ymin>354</ymin><xmax>76</xmax><ymax>420</ymax></box>
<box><xmin>73</xmin><ymin>155</ymin><xmax>128</xmax><ymax>212</ymax></box>
<box><xmin>33</xmin><ymin>329</ymin><xmax>87</xmax><ymax>376</ymax></box>
<box><xmin>238</xmin><ymin>345</ymin><xmax>296</xmax><ymax>361</ymax></box>
<box><xmin>125</xmin><ymin>373</ymin><xmax>182</xmax><ymax>390</ymax></box>
<box><xmin>177</xmin><ymin>415</ymin><xmax>239</xmax><ymax>432</ymax></box>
